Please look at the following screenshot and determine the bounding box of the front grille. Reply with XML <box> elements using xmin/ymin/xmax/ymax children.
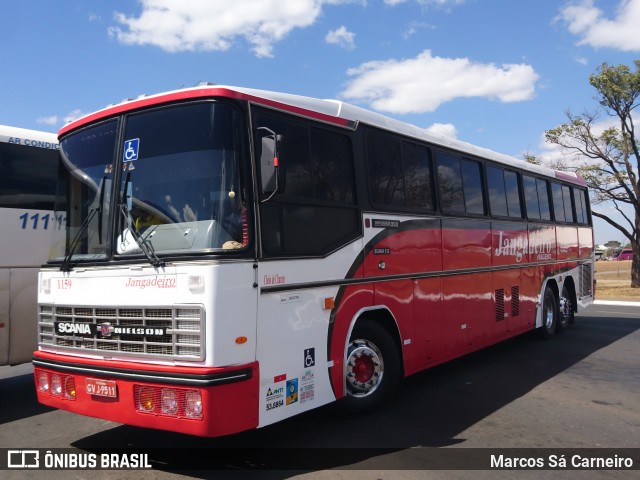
<box><xmin>38</xmin><ymin>304</ymin><xmax>205</xmax><ymax>361</ymax></box>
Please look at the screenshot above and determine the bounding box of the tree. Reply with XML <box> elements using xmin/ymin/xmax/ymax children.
<box><xmin>605</xmin><ymin>240</ymin><xmax>622</xmax><ymax>251</ymax></box>
<box><xmin>544</xmin><ymin>61</ymin><xmax>640</xmax><ymax>287</ymax></box>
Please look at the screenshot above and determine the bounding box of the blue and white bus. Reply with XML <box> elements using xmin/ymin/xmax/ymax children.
<box><xmin>0</xmin><ymin>125</ymin><xmax>59</xmax><ymax>365</ymax></box>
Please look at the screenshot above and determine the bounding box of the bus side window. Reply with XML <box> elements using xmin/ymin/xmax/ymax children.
<box><xmin>402</xmin><ymin>142</ymin><xmax>434</xmax><ymax>211</ymax></box>
<box><xmin>367</xmin><ymin>133</ymin><xmax>405</xmax><ymax>208</ymax></box>
<box><xmin>504</xmin><ymin>170</ymin><xmax>522</xmax><ymax>218</ymax></box>
<box><xmin>461</xmin><ymin>158</ymin><xmax>485</xmax><ymax>215</ymax></box>
<box><xmin>523</xmin><ymin>175</ymin><xmax>552</xmax><ymax>222</ymax></box>
<box><xmin>437</xmin><ymin>152</ymin><xmax>485</xmax><ymax>216</ymax></box>
<box><xmin>366</xmin><ymin>132</ymin><xmax>434</xmax><ymax>213</ymax></box>
<box><xmin>537</xmin><ymin>179</ymin><xmax>551</xmax><ymax>221</ymax></box>
<box><xmin>551</xmin><ymin>182</ymin><xmax>566</xmax><ymax>222</ymax></box>
<box><xmin>562</xmin><ymin>185</ymin><xmax>575</xmax><ymax>223</ymax></box>
<box><xmin>437</xmin><ymin>152</ymin><xmax>464</xmax><ymax>213</ymax></box>
<box><xmin>253</xmin><ymin>106</ymin><xmax>359</xmax><ymax>257</ymax></box>
<box><xmin>487</xmin><ymin>164</ymin><xmax>509</xmax><ymax>217</ymax></box>
<box><xmin>573</xmin><ymin>187</ymin><xmax>589</xmax><ymax>224</ymax></box>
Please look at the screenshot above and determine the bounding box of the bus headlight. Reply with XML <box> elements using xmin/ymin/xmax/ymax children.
<box><xmin>161</xmin><ymin>389</ymin><xmax>178</xmax><ymax>415</ymax></box>
<box><xmin>185</xmin><ymin>390</ymin><xmax>203</xmax><ymax>419</ymax></box>
<box><xmin>51</xmin><ymin>374</ymin><xmax>62</xmax><ymax>396</ymax></box>
<box><xmin>36</xmin><ymin>370</ymin><xmax>49</xmax><ymax>393</ymax></box>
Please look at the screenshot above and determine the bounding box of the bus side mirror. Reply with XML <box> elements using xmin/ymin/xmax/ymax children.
<box><xmin>258</xmin><ymin>127</ymin><xmax>283</xmax><ymax>195</ymax></box>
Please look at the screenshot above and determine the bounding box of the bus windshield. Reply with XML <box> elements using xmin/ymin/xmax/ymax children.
<box><xmin>51</xmin><ymin>101</ymin><xmax>247</xmax><ymax>266</ymax></box>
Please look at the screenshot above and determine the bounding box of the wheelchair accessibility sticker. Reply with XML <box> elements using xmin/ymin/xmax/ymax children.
<box><xmin>123</xmin><ymin>138</ymin><xmax>140</xmax><ymax>162</ymax></box>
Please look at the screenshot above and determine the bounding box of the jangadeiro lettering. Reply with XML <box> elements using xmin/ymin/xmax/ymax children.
<box><xmin>125</xmin><ymin>276</ymin><xmax>176</xmax><ymax>289</ymax></box>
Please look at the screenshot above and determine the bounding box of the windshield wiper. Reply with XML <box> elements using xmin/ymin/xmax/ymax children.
<box><xmin>118</xmin><ymin>170</ymin><xmax>165</xmax><ymax>269</ymax></box>
<box><xmin>60</xmin><ymin>177</ymin><xmax>106</xmax><ymax>272</ymax></box>
<box><xmin>60</xmin><ymin>207</ymin><xmax>99</xmax><ymax>272</ymax></box>
<box><xmin>118</xmin><ymin>204</ymin><xmax>165</xmax><ymax>268</ymax></box>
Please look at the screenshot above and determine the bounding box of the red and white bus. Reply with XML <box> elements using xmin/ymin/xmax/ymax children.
<box><xmin>33</xmin><ymin>85</ymin><xmax>594</xmax><ymax>437</ymax></box>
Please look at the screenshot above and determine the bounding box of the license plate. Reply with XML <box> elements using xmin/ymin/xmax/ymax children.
<box><xmin>86</xmin><ymin>378</ymin><xmax>118</xmax><ymax>398</ymax></box>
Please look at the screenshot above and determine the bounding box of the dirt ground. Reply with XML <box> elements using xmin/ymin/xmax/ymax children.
<box><xmin>594</xmin><ymin>259</ymin><xmax>640</xmax><ymax>300</ymax></box>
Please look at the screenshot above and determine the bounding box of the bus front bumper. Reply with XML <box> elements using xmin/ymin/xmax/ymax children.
<box><xmin>32</xmin><ymin>350</ymin><xmax>259</xmax><ymax>437</ymax></box>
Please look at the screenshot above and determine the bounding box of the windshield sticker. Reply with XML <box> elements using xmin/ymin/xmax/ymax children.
<box><xmin>123</xmin><ymin>138</ymin><xmax>140</xmax><ymax>162</ymax></box>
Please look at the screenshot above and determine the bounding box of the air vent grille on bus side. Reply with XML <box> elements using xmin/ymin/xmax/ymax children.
<box><xmin>581</xmin><ymin>263</ymin><xmax>593</xmax><ymax>296</ymax></box>
<box><xmin>495</xmin><ymin>289</ymin><xmax>505</xmax><ymax>321</ymax></box>
<box><xmin>511</xmin><ymin>286</ymin><xmax>520</xmax><ymax>317</ymax></box>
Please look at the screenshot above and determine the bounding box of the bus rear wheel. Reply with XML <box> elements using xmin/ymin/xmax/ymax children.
<box><xmin>539</xmin><ymin>287</ymin><xmax>558</xmax><ymax>339</ymax></box>
<box><xmin>557</xmin><ymin>285</ymin><xmax>574</xmax><ymax>332</ymax></box>
<box><xmin>341</xmin><ymin>322</ymin><xmax>400</xmax><ymax>413</ymax></box>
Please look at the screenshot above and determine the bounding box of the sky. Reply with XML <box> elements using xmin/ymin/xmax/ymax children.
<box><xmin>2</xmin><ymin>0</ymin><xmax>639</xmax><ymax>245</ymax></box>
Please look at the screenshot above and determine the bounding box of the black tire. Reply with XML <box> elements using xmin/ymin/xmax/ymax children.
<box><xmin>340</xmin><ymin>321</ymin><xmax>401</xmax><ymax>413</ymax></box>
<box><xmin>557</xmin><ymin>284</ymin><xmax>574</xmax><ymax>332</ymax></box>
<box><xmin>539</xmin><ymin>287</ymin><xmax>558</xmax><ymax>339</ymax></box>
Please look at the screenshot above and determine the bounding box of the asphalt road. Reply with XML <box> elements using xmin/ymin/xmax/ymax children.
<box><xmin>1</xmin><ymin>302</ymin><xmax>639</xmax><ymax>480</ymax></box>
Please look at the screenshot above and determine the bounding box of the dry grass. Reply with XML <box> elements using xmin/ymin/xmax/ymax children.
<box><xmin>594</xmin><ymin>260</ymin><xmax>640</xmax><ymax>300</ymax></box>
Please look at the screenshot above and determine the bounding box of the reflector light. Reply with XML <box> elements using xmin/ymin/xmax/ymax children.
<box><xmin>51</xmin><ymin>374</ymin><xmax>62</xmax><ymax>396</ymax></box>
<box><xmin>36</xmin><ymin>370</ymin><xmax>49</xmax><ymax>392</ymax></box>
<box><xmin>185</xmin><ymin>390</ymin><xmax>203</xmax><ymax>419</ymax></box>
<box><xmin>34</xmin><ymin>370</ymin><xmax>77</xmax><ymax>401</ymax></box>
<box><xmin>133</xmin><ymin>385</ymin><xmax>203</xmax><ymax>420</ymax></box>
<box><xmin>323</xmin><ymin>297</ymin><xmax>335</xmax><ymax>310</ymax></box>
<box><xmin>64</xmin><ymin>377</ymin><xmax>77</xmax><ymax>399</ymax></box>
<box><xmin>138</xmin><ymin>386</ymin><xmax>155</xmax><ymax>412</ymax></box>
<box><xmin>161</xmin><ymin>389</ymin><xmax>178</xmax><ymax>415</ymax></box>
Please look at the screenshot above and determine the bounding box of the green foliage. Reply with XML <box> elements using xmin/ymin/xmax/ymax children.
<box><xmin>543</xmin><ymin>61</ymin><xmax>640</xmax><ymax>286</ymax></box>
<box><xmin>589</xmin><ymin>60</ymin><xmax>640</xmax><ymax>115</ymax></box>
<box><xmin>524</xmin><ymin>153</ymin><xmax>540</xmax><ymax>165</ymax></box>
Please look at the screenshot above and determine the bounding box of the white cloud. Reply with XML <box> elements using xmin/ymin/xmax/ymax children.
<box><xmin>63</xmin><ymin>110</ymin><xmax>88</xmax><ymax>125</ymax></box>
<box><xmin>36</xmin><ymin>110</ymin><xmax>89</xmax><ymax>127</ymax></box>
<box><xmin>37</xmin><ymin>116</ymin><xmax>59</xmax><ymax>126</ymax></box>
<box><xmin>109</xmin><ymin>0</ymin><xmax>353</xmax><ymax>58</ymax></box>
<box><xmin>402</xmin><ymin>22</ymin><xmax>435</xmax><ymax>39</ymax></box>
<box><xmin>384</xmin><ymin>0</ymin><xmax>465</xmax><ymax>6</ymax></box>
<box><xmin>326</xmin><ymin>26</ymin><xmax>356</xmax><ymax>50</ymax></box>
<box><xmin>425</xmin><ymin>123</ymin><xmax>457</xmax><ymax>138</ymax></box>
<box><xmin>341</xmin><ymin>50</ymin><xmax>539</xmax><ymax>114</ymax></box>
<box><xmin>558</xmin><ymin>0</ymin><xmax>640</xmax><ymax>51</ymax></box>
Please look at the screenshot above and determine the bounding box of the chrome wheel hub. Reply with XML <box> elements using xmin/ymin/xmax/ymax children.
<box><xmin>560</xmin><ymin>296</ymin><xmax>571</xmax><ymax>322</ymax></box>
<box><xmin>346</xmin><ymin>339</ymin><xmax>384</xmax><ymax>397</ymax></box>
<box><xmin>544</xmin><ymin>302</ymin><xmax>555</xmax><ymax>329</ymax></box>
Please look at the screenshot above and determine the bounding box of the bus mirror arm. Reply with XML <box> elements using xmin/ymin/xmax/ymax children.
<box><xmin>257</xmin><ymin>127</ymin><xmax>284</xmax><ymax>201</ymax></box>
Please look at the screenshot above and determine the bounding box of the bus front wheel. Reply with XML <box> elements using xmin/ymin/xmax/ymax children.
<box><xmin>340</xmin><ymin>321</ymin><xmax>401</xmax><ymax>413</ymax></box>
